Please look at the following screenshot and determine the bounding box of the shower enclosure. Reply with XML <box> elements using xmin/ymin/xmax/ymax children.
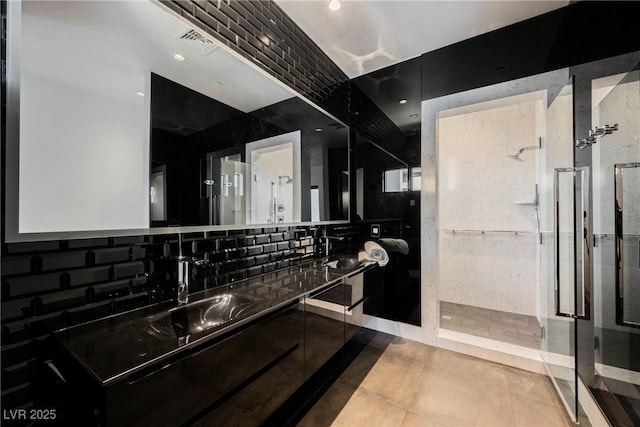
<box><xmin>541</xmin><ymin>63</ymin><xmax>640</xmax><ymax>424</ymax></box>
<box><xmin>437</xmin><ymin>90</ymin><xmax>547</xmax><ymax>349</ymax></box>
<box><xmin>429</xmin><ymin>53</ymin><xmax>639</xmax><ymax>425</ymax></box>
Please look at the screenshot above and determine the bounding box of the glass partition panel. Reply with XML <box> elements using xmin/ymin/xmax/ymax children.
<box><xmin>539</xmin><ymin>82</ymin><xmax>578</xmax><ymax>423</ymax></box>
<box><xmin>591</xmin><ymin>68</ymin><xmax>640</xmax><ymax>426</ymax></box>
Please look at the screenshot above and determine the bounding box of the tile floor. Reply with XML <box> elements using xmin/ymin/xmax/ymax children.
<box><xmin>440</xmin><ymin>301</ymin><xmax>542</xmax><ymax>349</ymax></box>
<box><xmin>298</xmin><ymin>329</ymin><xmax>575</xmax><ymax>427</ymax></box>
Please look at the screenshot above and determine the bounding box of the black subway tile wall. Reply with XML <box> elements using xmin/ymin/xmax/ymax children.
<box><xmin>1</xmin><ymin>238</ymin><xmax>153</xmax><ymax>409</ymax></box>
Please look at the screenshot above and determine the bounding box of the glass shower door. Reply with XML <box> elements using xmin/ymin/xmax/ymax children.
<box><xmin>590</xmin><ymin>68</ymin><xmax>640</xmax><ymax>426</ymax></box>
<box><xmin>205</xmin><ymin>152</ymin><xmax>249</xmax><ymax>226</ymax></box>
<box><xmin>539</xmin><ymin>81</ymin><xmax>580</xmax><ymax>423</ymax></box>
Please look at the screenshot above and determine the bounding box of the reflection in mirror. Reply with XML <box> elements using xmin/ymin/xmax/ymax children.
<box><xmin>151</xmin><ymin>71</ymin><xmax>349</xmax><ymax>227</ymax></box>
<box><xmin>13</xmin><ymin>0</ymin><xmax>155</xmax><ymax>234</ymax></box>
<box><xmin>350</xmin><ymin>57</ymin><xmax>422</xmax><ymax>327</ymax></box>
<box><xmin>7</xmin><ymin>0</ymin><xmax>348</xmax><ymax>239</ymax></box>
<box><xmin>355</xmin><ymin>136</ymin><xmax>409</xmax><ymax>221</ymax></box>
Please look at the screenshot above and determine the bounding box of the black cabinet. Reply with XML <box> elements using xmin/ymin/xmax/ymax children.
<box><xmin>51</xmin><ymin>302</ymin><xmax>304</xmax><ymax>427</ymax></box>
<box><xmin>345</xmin><ymin>274</ymin><xmax>368</xmax><ymax>343</ymax></box>
<box><xmin>304</xmin><ymin>281</ymin><xmax>346</xmax><ymax>380</ymax></box>
<box><xmin>193</xmin><ymin>303</ymin><xmax>305</xmax><ymax>426</ymax></box>
<box><xmin>46</xmin><ymin>269</ymin><xmax>373</xmax><ymax>426</ymax></box>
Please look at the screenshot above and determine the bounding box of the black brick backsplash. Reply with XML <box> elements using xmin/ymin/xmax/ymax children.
<box><xmin>113</xmin><ymin>261</ymin><xmax>145</xmax><ymax>280</ymax></box>
<box><xmin>91</xmin><ymin>280</ymin><xmax>132</xmax><ymax>301</ymax></box>
<box><xmin>1</xmin><ymin>256</ymin><xmax>34</xmax><ymax>277</ymax></box>
<box><xmin>2</xmin><ymin>237</ymin><xmax>153</xmax><ymax>408</ymax></box>
<box><xmin>2</xmin><ymin>298</ymin><xmax>34</xmax><ymax>321</ymax></box>
<box><xmin>5</xmin><ymin>241</ymin><xmax>60</xmax><ymax>255</ymax></box>
<box><xmin>5</xmin><ymin>274</ymin><xmax>63</xmax><ymax>298</ymax></box>
<box><xmin>35</xmin><ymin>288</ymin><xmax>87</xmax><ymax>314</ymax></box>
<box><xmin>67</xmin><ymin>265</ymin><xmax>111</xmax><ymax>288</ymax></box>
<box><xmin>93</xmin><ymin>247</ymin><xmax>131</xmax><ymax>265</ymax></box>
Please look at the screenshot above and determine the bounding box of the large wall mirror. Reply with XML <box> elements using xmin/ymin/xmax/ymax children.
<box><xmin>5</xmin><ymin>0</ymin><xmax>349</xmax><ymax>242</ymax></box>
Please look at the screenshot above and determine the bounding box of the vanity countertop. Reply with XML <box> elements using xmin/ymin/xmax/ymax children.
<box><xmin>54</xmin><ymin>258</ymin><xmax>374</xmax><ymax>386</ymax></box>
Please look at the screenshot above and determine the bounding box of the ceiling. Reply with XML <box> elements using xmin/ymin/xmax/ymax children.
<box><xmin>275</xmin><ymin>0</ymin><xmax>569</xmax><ymax>78</ymax></box>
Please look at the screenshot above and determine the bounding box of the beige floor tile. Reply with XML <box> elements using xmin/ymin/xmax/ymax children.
<box><xmin>307</xmin><ymin>388</ymin><xmax>408</xmax><ymax>427</ymax></box>
<box><xmin>362</xmin><ymin>330</ymin><xmax>397</xmax><ymax>350</ymax></box>
<box><xmin>381</xmin><ymin>337</ymin><xmax>439</xmax><ymax>364</ymax></box>
<box><xmin>299</xmin><ymin>330</ymin><xmax>577</xmax><ymax>427</ymax></box>
<box><xmin>511</xmin><ymin>395</ymin><xmax>574</xmax><ymax>427</ymax></box>
<box><xmin>359</xmin><ymin>330</ymin><xmax>437</xmax><ymax>364</ymax></box>
<box><xmin>337</xmin><ymin>346</ymin><xmax>385</xmax><ymax>387</ymax></box>
<box><xmin>406</xmin><ymin>368</ymin><xmax>515</xmax><ymax>427</ymax></box>
<box><xmin>297</xmin><ymin>381</ymin><xmax>358</xmax><ymax>427</ymax></box>
<box><xmin>401</xmin><ymin>410</ymin><xmax>450</xmax><ymax>427</ymax></box>
<box><xmin>353</xmin><ymin>351</ymin><xmax>425</xmax><ymax>407</ymax></box>
<box><xmin>425</xmin><ymin>348</ymin><xmax>508</xmax><ymax>385</ymax></box>
<box><xmin>503</xmin><ymin>366</ymin><xmax>564</xmax><ymax>407</ymax></box>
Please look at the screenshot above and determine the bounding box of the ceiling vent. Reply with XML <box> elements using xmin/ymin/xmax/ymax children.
<box><xmin>177</xmin><ymin>29</ymin><xmax>219</xmax><ymax>55</ymax></box>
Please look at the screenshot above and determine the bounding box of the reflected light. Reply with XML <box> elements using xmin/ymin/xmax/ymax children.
<box><xmin>329</xmin><ymin>0</ymin><xmax>341</xmax><ymax>11</ymax></box>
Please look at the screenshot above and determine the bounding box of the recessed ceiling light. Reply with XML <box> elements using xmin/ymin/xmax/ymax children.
<box><xmin>399</xmin><ymin>99</ymin><xmax>408</xmax><ymax>104</ymax></box>
<box><xmin>136</xmin><ymin>91</ymin><xmax>145</xmax><ymax>97</ymax></box>
<box><xmin>173</xmin><ymin>53</ymin><xmax>186</xmax><ymax>62</ymax></box>
<box><xmin>329</xmin><ymin>0</ymin><xmax>341</xmax><ymax>11</ymax></box>
<box><xmin>315</xmin><ymin>128</ymin><xmax>323</xmax><ymax>132</ymax></box>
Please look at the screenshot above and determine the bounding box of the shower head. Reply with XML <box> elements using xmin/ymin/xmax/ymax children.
<box><xmin>279</xmin><ymin>175</ymin><xmax>293</xmax><ymax>184</ymax></box>
<box><xmin>507</xmin><ymin>145</ymin><xmax>539</xmax><ymax>161</ymax></box>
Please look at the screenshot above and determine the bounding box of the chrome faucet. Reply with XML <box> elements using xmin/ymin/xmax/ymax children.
<box><xmin>176</xmin><ymin>233</ymin><xmax>189</xmax><ymax>305</ymax></box>
<box><xmin>322</xmin><ymin>230</ymin><xmax>345</xmax><ymax>260</ymax></box>
<box><xmin>177</xmin><ymin>258</ymin><xmax>190</xmax><ymax>305</ymax></box>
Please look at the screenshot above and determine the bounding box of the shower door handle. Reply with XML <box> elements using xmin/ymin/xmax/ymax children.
<box><xmin>553</xmin><ymin>167</ymin><xmax>591</xmax><ymax>319</ymax></box>
<box><xmin>614</xmin><ymin>162</ymin><xmax>640</xmax><ymax>328</ymax></box>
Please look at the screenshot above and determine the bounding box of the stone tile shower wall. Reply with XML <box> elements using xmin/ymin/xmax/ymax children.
<box><xmin>437</xmin><ymin>97</ymin><xmax>543</xmax><ymax>317</ymax></box>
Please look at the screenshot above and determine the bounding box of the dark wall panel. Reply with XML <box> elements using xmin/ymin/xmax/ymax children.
<box><xmin>422</xmin><ymin>1</ymin><xmax>640</xmax><ymax>100</ymax></box>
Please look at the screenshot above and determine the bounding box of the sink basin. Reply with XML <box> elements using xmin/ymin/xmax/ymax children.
<box><xmin>144</xmin><ymin>293</ymin><xmax>265</xmax><ymax>338</ymax></box>
<box><xmin>322</xmin><ymin>254</ymin><xmax>364</xmax><ymax>272</ymax></box>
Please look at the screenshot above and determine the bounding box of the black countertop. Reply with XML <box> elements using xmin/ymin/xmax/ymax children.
<box><xmin>54</xmin><ymin>258</ymin><xmax>374</xmax><ymax>386</ymax></box>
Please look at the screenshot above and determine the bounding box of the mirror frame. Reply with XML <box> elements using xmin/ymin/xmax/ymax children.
<box><xmin>3</xmin><ymin>0</ymin><xmax>351</xmax><ymax>243</ymax></box>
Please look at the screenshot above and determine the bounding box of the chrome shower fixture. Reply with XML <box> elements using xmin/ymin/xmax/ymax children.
<box><xmin>576</xmin><ymin>124</ymin><xmax>619</xmax><ymax>149</ymax></box>
<box><xmin>507</xmin><ymin>145</ymin><xmax>539</xmax><ymax>161</ymax></box>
